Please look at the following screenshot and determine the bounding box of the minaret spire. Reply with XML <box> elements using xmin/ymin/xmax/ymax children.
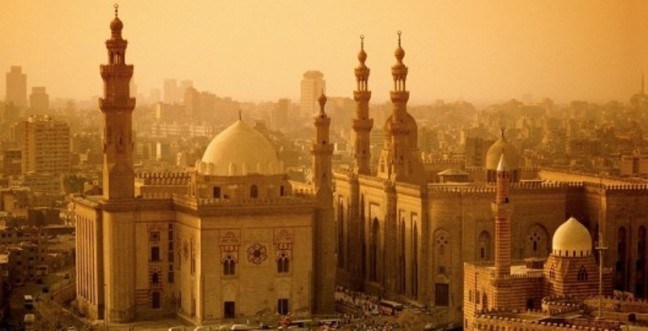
<box><xmin>100</xmin><ymin>4</ymin><xmax>135</xmax><ymax>199</ymax></box>
<box><xmin>312</xmin><ymin>91</ymin><xmax>333</xmax><ymax>192</ymax></box>
<box><xmin>493</xmin><ymin>153</ymin><xmax>512</xmax><ymax>278</ymax></box>
<box><xmin>353</xmin><ymin>34</ymin><xmax>373</xmax><ymax>175</ymax></box>
<box><xmin>114</xmin><ymin>3</ymin><xmax>119</xmax><ymax>17</ymax></box>
<box><xmin>376</xmin><ymin>31</ymin><xmax>423</xmax><ymax>183</ymax></box>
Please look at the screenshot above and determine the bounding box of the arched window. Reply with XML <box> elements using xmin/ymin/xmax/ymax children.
<box><xmin>337</xmin><ymin>201</ymin><xmax>345</xmax><ymax>268</ymax></box>
<box><xmin>277</xmin><ymin>254</ymin><xmax>290</xmax><ymax>273</ymax></box>
<box><xmin>478</xmin><ymin>231</ymin><xmax>491</xmax><ymax>260</ymax></box>
<box><xmin>223</xmin><ymin>255</ymin><xmax>236</xmax><ymax>276</ymax></box>
<box><xmin>526</xmin><ymin>224</ymin><xmax>549</xmax><ymax>258</ymax></box>
<box><xmin>616</xmin><ymin>227</ymin><xmax>628</xmax><ymax>291</ymax></box>
<box><xmin>398</xmin><ymin>220</ymin><xmax>406</xmax><ymax>294</ymax></box>
<box><xmin>577</xmin><ymin>265</ymin><xmax>588</xmax><ymax>281</ymax></box>
<box><xmin>151</xmin><ymin>272</ymin><xmax>160</xmax><ymax>284</ymax></box>
<box><xmin>549</xmin><ymin>264</ymin><xmax>555</xmax><ymax>279</ymax></box>
<box><xmin>250</xmin><ymin>185</ymin><xmax>258</xmax><ymax>198</ymax></box>
<box><xmin>279</xmin><ymin>185</ymin><xmax>285</xmax><ymax>196</ymax></box>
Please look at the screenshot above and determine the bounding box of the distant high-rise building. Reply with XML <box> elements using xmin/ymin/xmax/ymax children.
<box><xmin>300</xmin><ymin>71</ymin><xmax>325</xmax><ymax>116</ymax></box>
<box><xmin>2</xmin><ymin>148</ymin><xmax>22</xmax><ymax>176</ymax></box>
<box><xmin>29</xmin><ymin>86</ymin><xmax>49</xmax><ymax>113</ymax></box>
<box><xmin>179</xmin><ymin>80</ymin><xmax>193</xmax><ymax>102</ymax></box>
<box><xmin>5</xmin><ymin>66</ymin><xmax>27</xmax><ymax>108</ymax></box>
<box><xmin>271</xmin><ymin>98</ymin><xmax>290</xmax><ymax>130</ymax></box>
<box><xmin>21</xmin><ymin>115</ymin><xmax>70</xmax><ymax>174</ymax></box>
<box><xmin>163</xmin><ymin>79</ymin><xmax>179</xmax><ymax>103</ymax></box>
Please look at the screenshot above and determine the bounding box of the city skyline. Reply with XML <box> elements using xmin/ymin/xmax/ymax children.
<box><xmin>1</xmin><ymin>1</ymin><xmax>647</xmax><ymax>105</ymax></box>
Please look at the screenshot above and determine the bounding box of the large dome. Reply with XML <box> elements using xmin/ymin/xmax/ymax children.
<box><xmin>552</xmin><ymin>217</ymin><xmax>592</xmax><ymax>257</ymax></box>
<box><xmin>197</xmin><ymin>120</ymin><xmax>282</xmax><ymax>176</ymax></box>
<box><xmin>485</xmin><ymin>136</ymin><xmax>521</xmax><ymax>170</ymax></box>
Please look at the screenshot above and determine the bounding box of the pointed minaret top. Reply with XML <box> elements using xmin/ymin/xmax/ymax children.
<box><xmin>318</xmin><ymin>90</ymin><xmax>327</xmax><ymax>115</ymax></box>
<box><xmin>497</xmin><ymin>153</ymin><xmax>509</xmax><ymax>172</ymax></box>
<box><xmin>395</xmin><ymin>31</ymin><xmax>405</xmax><ymax>62</ymax></box>
<box><xmin>110</xmin><ymin>3</ymin><xmax>124</xmax><ymax>36</ymax></box>
<box><xmin>358</xmin><ymin>35</ymin><xmax>367</xmax><ymax>65</ymax></box>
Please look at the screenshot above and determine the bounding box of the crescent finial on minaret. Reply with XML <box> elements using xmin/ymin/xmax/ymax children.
<box><xmin>114</xmin><ymin>3</ymin><xmax>119</xmax><ymax>17</ymax></box>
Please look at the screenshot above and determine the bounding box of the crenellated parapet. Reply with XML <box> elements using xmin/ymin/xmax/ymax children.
<box><xmin>136</xmin><ymin>171</ymin><xmax>191</xmax><ymax>185</ymax></box>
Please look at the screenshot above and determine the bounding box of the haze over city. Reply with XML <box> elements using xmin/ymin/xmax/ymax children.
<box><xmin>1</xmin><ymin>0</ymin><xmax>647</xmax><ymax>104</ymax></box>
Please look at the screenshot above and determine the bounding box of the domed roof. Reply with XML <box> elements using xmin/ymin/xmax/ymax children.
<box><xmin>198</xmin><ymin>120</ymin><xmax>282</xmax><ymax>176</ymax></box>
<box><xmin>485</xmin><ymin>135</ymin><xmax>521</xmax><ymax>170</ymax></box>
<box><xmin>552</xmin><ymin>217</ymin><xmax>592</xmax><ymax>257</ymax></box>
<box><xmin>110</xmin><ymin>17</ymin><xmax>123</xmax><ymax>32</ymax></box>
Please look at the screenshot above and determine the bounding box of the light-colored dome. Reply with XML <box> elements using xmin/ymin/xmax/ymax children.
<box><xmin>197</xmin><ymin>120</ymin><xmax>282</xmax><ymax>176</ymax></box>
<box><xmin>552</xmin><ymin>217</ymin><xmax>592</xmax><ymax>257</ymax></box>
<box><xmin>485</xmin><ymin>137</ymin><xmax>521</xmax><ymax>170</ymax></box>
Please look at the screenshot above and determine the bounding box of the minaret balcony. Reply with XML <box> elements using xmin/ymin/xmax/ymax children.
<box><xmin>390</xmin><ymin>91</ymin><xmax>410</xmax><ymax>103</ymax></box>
<box><xmin>99</xmin><ymin>97</ymin><xmax>136</xmax><ymax>111</ymax></box>
<box><xmin>353</xmin><ymin>90</ymin><xmax>371</xmax><ymax>101</ymax></box>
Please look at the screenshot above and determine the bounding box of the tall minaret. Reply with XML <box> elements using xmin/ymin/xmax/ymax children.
<box><xmin>311</xmin><ymin>92</ymin><xmax>335</xmax><ymax>313</ymax></box>
<box><xmin>312</xmin><ymin>92</ymin><xmax>333</xmax><ymax>192</ymax></box>
<box><xmin>99</xmin><ymin>5</ymin><xmax>137</xmax><ymax>323</ymax></box>
<box><xmin>376</xmin><ymin>31</ymin><xmax>423</xmax><ymax>183</ymax></box>
<box><xmin>100</xmin><ymin>4</ymin><xmax>135</xmax><ymax>200</ymax></box>
<box><xmin>353</xmin><ymin>35</ymin><xmax>373</xmax><ymax>175</ymax></box>
<box><xmin>492</xmin><ymin>154</ymin><xmax>512</xmax><ymax>278</ymax></box>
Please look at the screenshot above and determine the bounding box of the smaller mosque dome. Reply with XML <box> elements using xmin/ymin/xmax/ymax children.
<box><xmin>394</xmin><ymin>46</ymin><xmax>405</xmax><ymax>61</ymax></box>
<box><xmin>110</xmin><ymin>17</ymin><xmax>123</xmax><ymax>31</ymax></box>
<box><xmin>485</xmin><ymin>136</ymin><xmax>521</xmax><ymax>170</ymax></box>
<box><xmin>198</xmin><ymin>120</ymin><xmax>282</xmax><ymax>176</ymax></box>
<box><xmin>552</xmin><ymin>217</ymin><xmax>592</xmax><ymax>257</ymax></box>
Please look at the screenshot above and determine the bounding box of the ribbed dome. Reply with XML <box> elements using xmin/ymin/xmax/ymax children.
<box><xmin>485</xmin><ymin>137</ymin><xmax>521</xmax><ymax>170</ymax></box>
<box><xmin>197</xmin><ymin>120</ymin><xmax>282</xmax><ymax>176</ymax></box>
<box><xmin>552</xmin><ymin>217</ymin><xmax>592</xmax><ymax>257</ymax></box>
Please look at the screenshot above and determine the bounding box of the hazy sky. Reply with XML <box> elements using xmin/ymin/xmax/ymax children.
<box><xmin>1</xmin><ymin>1</ymin><xmax>646</xmax><ymax>105</ymax></box>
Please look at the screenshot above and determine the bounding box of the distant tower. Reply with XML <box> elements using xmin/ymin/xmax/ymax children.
<box><xmin>100</xmin><ymin>3</ymin><xmax>136</xmax><ymax>200</ymax></box>
<box><xmin>376</xmin><ymin>32</ymin><xmax>424</xmax><ymax>183</ymax></box>
<box><xmin>311</xmin><ymin>92</ymin><xmax>336</xmax><ymax>313</ymax></box>
<box><xmin>353</xmin><ymin>35</ymin><xmax>373</xmax><ymax>175</ymax></box>
<box><xmin>492</xmin><ymin>154</ymin><xmax>512</xmax><ymax>278</ymax></box>
<box><xmin>5</xmin><ymin>66</ymin><xmax>27</xmax><ymax>108</ymax></box>
<box><xmin>300</xmin><ymin>71</ymin><xmax>326</xmax><ymax>116</ymax></box>
<box><xmin>97</xmin><ymin>5</ymin><xmax>137</xmax><ymax>323</ymax></box>
<box><xmin>29</xmin><ymin>86</ymin><xmax>49</xmax><ymax>112</ymax></box>
<box><xmin>312</xmin><ymin>92</ymin><xmax>333</xmax><ymax>192</ymax></box>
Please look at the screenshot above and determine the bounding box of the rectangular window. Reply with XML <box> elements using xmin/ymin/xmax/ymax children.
<box><xmin>152</xmin><ymin>292</ymin><xmax>161</xmax><ymax>309</ymax></box>
<box><xmin>224</xmin><ymin>301</ymin><xmax>235</xmax><ymax>318</ymax></box>
<box><xmin>213</xmin><ymin>186</ymin><xmax>221</xmax><ymax>199</ymax></box>
<box><xmin>168</xmin><ymin>270</ymin><xmax>174</xmax><ymax>283</ymax></box>
<box><xmin>151</xmin><ymin>247</ymin><xmax>160</xmax><ymax>262</ymax></box>
<box><xmin>277</xmin><ymin>298</ymin><xmax>289</xmax><ymax>315</ymax></box>
<box><xmin>435</xmin><ymin>283</ymin><xmax>449</xmax><ymax>306</ymax></box>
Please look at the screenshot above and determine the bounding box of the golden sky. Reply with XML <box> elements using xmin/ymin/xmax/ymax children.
<box><xmin>1</xmin><ymin>0</ymin><xmax>646</xmax><ymax>104</ymax></box>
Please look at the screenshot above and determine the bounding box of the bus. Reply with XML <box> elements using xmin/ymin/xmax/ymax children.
<box><xmin>24</xmin><ymin>295</ymin><xmax>34</xmax><ymax>310</ymax></box>
<box><xmin>379</xmin><ymin>299</ymin><xmax>404</xmax><ymax>316</ymax></box>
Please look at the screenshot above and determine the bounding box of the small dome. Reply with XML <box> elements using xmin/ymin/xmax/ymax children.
<box><xmin>395</xmin><ymin>46</ymin><xmax>405</xmax><ymax>62</ymax></box>
<box><xmin>199</xmin><ymin>120</ymin><xmax>282</xmax><ymax>176</ymax></box>
<box><xmin>358</xmin><ymin>49</ymin><xmax>367</xmax><ymax>64</ymax></box>
<box><xmin>485</xmin><ymin>137</ymin><xmax>521</xmax><ymax>170</ymax></box>
<box><xmin>110</xmin><ymin>17</ymin><xmax>123</xmax><ymax>32</ymax></box>
<box><xmin>552</xmin><ymin>217</ymin><xmax>592</xmax><ymax>257</ymax></box>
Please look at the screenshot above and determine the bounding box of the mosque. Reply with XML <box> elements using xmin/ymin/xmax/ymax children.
<box><xmin>74</xmin><ymin>5</ymin><xmax>648</xmax><ymax>328</ymax></box>
<box><xmin>73</xmin><ymin>8</ymin><xmax>335</xmax><ymax>324</ymax></box>
<box><xmin>334</xmin><ymin>19</ymin><xmax>648</xmax><ymax>329</ymax></box>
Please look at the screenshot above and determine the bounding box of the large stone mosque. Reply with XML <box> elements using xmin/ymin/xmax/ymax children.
<box><xmin>75</xmin><ymin>6</ymin><xmax>648</xmax><ymax>328</ymax></box>
<box><xmin>74</xmin><ymin>8</ymin><xmax>335</xmax><ymax>324</ymax></box>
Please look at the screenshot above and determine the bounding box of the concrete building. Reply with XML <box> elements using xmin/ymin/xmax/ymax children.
<box><xmin>300</xmin><ymin>71</ymin><xmax>325</xmax><ymax>117</ymax></box>
<box><xmin>73</xmin><ymin>10</ymin><xmax>335</xmax><ymax>325</ymax></box>
<box><xmin>21</xmin><ymin>115</ymin><xmax>70</xmax><ymax>175</ymax></box>
<box><xmin>5</xmin><ymin>66</ymin><xmax>27</xmax><ymax>108</ymax></box>
<box><xmin>29</xmin><ymin>86</ymin><xmax>49</xmax><ymax>113</ymax></box>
